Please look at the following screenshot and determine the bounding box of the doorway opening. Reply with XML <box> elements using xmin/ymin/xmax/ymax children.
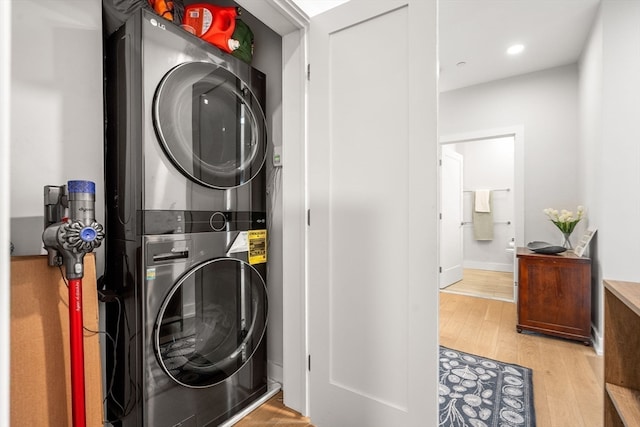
<box><xmin>439</xmin><ymin>128</ymin><xmax>524</xmax><ymax>302</ymax></box>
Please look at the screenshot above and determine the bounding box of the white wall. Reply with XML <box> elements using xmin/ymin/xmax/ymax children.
<box><xmin>10</xmin><ymin>0</ymin><xmax>104</xmax><ymax>268</ymax></box>
<box><xmin>599</xmin><ymin>1</ymin><xmax>640</xmax><ymax>281</ymax></box>
<box><xmin>579</xmin><ymin>0</ymin><xmax>640</xmax><ymax>352</ymax></box>
<box><xmin>452</xmin><ymin>137</ymin><xmax>515</xmax><ymax>272</ymax></box>
<box><xmin>440</xmin><ymin>64</ymin><xmax>583</xmax><ymax>247</ymax></box>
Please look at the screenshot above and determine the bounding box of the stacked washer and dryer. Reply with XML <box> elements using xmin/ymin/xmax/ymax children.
<box><xmin>104</xmin><ymin>8</ymin><xmax>269</xmax><ymax>426</ymax></box>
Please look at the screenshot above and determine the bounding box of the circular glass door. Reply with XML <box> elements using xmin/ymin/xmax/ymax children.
<box><xmin>153</xmin><ymin>62</ymin><xmax>267</xmax><ymax>189</ymax></box>
<box><xmin>154</xmin><ymin>258</ymin><xmax>267</xmax><ymax>388</ymax></box>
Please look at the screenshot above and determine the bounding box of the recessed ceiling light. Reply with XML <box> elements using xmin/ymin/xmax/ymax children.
<box><xmin>456</xmin><ymin>61</ymin><xmax>467</xmax><ymax>67</ymax></box>
<box><xmin>507</xmin><ymin>44</ymin><xmax>525</xmax><ymax>55</ymax></box>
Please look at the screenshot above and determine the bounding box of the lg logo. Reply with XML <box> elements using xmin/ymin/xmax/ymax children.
<box><xmin>149</xmin><ymin>18</ymin><xmax>166</xmax><ymax>30</ymax></box>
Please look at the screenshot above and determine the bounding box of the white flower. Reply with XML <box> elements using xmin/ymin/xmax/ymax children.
<box><xmin>543</xmin><ymin>205</ymin><xmax>586</xmax><ymax>233</ymax></box>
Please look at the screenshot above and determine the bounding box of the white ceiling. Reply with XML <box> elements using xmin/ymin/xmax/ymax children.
<box><xmin>292</xmin><ymin>0</ymin><xmax>350</xmax><ymax>17</ymax></box>
<box><xmin>439</xmin><ymin>0</ymin><xmax>601</xmax><ymax>92</ymax></box>
<box><xmin>293</xmin><ymin>0</ymin><xmax>601</xmax><ymax>92</ymax></box>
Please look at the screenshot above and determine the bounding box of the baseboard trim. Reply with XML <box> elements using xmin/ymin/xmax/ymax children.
<box><xmin>463</xmin><ymin>261</ymin><xmax>514</xmax><ymax>273</ymax></box>
<box><xmin>591</xmin><ymin>324</ymin><xmax>603</xmax><ymax>355</ymax></box>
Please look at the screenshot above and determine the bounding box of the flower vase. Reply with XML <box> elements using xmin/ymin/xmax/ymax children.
<box><xmin>562</xmin><ymin>232</ymin><xmax>573</xmax><ymax>250</ymax></box>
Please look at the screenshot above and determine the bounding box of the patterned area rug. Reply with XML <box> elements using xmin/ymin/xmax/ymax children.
<box><xmin>439</xmin><ymin>346</ymin><xmax>535</xmax><ymax>427</ymax></box>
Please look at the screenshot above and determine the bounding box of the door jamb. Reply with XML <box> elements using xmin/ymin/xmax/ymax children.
<box><xmin>439</xmin><ymin>126</ymin><xmax>525</xmax><ymax>301</ymax></box>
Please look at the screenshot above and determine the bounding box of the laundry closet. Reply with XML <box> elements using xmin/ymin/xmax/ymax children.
<box><xmin>8</xmin><ymin>1</ymin><xmax>441</xmax><ymax>426</ymax></box>
<box><xmin>101</xmin><ymin>1</ymin><xmax>284</xmax><ymax>425</ymax></box>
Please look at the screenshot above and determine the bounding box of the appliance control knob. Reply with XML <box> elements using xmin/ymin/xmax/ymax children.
<box><xmin>210</xmin><ymin>212</ymin><xmax>227</xmax><ymax>231</ymax></box>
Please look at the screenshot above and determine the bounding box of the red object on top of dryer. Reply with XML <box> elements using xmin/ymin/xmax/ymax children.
<box><xmin>182</xmin><ymin>4</ymin><xmax>239</xmax><ymax>53</ymax></box>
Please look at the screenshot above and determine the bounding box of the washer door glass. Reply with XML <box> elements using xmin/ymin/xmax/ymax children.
<box><xmin>153</xmin><ymin>62</ymin><xmax>267</xmax><ymax>189</ymax></box>
<box><xmin>155</xmin><ymin>258</ymin><xmax>267</xmax><ymax>388</ymax></box>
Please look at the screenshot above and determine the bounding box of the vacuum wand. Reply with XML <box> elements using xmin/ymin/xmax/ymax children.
<box><xmin>42</xmin><ymin>180</ymin><xmax>104</xmax><ymax>427</ymax></box>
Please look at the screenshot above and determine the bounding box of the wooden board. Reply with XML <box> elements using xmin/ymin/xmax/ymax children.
<box><xmin>604</xmin><ymin>280</ymin><xmax>640</xmax><ymax>426</ymax></box>
<box><xmin>10</xmin><ymin>254</ymin><xmax>103</xmax><ymax>427</ymax></box>
<box><xmin>606</xmin><ymin>383</ymin><xmax>640</xmax><ymax>426</ymax></box>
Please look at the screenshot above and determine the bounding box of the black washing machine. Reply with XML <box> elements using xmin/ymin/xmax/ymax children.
<box><xmin>104</xmin><ymin>7</ymin><xmax>267</xmax><ymax>215</ymax></box>
<box><xmin>103</xmin><ymin>8</ymin><xmax>269</xmax><ymax>427</ymax></box>
<box><xmin>141</xmin><ymin>213</ymin><xmax>267</xmax><ymax>426</ymax></box>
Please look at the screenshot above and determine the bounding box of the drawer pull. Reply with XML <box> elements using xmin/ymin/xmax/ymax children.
<box><xmin>153</xmin><ymin>250</ymin><xmax>189</xmax><ymax>261</ymax></box>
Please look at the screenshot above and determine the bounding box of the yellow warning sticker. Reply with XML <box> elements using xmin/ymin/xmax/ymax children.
<box><xmin>248</xmin><ymin>229</ymin><xmax>267</xmax><ymax>265</ymax></box>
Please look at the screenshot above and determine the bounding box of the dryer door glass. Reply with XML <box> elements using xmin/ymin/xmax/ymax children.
<box><xmin>153</xmin><ymin>62</ymin><xmax>267</xmax><ymax>189</ymax></box>
<box><xmin>155</xmin><ymin>258</ymin><xmax>267</xmax><ymax>388</ymax></box>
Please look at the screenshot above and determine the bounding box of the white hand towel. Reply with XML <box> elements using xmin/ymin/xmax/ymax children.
<box><xmin>474</xmin><ymin>190</ymin><xmax>492</xmax><ymax>213</ymax></box>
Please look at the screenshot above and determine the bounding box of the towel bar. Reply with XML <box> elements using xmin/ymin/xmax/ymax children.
<box><xmin>463</xmin><ymin>188</ymin><xmax>511</xmax><ymax>193</ymax></box>
<box><xmin>461</xmin><ymin>220</ymin><xmax>511</xmax><ymax>225</ymax></box>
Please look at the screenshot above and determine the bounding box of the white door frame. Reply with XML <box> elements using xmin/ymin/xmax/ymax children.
<box><xmin>440</xmin><ymin>126</ymin><xmax>525</xmax><ymax>301</ymax></box>
<box><xmin>439</xmin><ymin>146</ymin><xmax>464</xmax><ymax>289</ymax></box>
<box><xmin>0</xmin><ymin>1</ymin><xmax>11</xmax><ymax>424</ymax></box>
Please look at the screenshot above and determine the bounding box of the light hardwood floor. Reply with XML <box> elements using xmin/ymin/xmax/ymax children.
<box><xmin>234</xmin><ymin>391</ymin><xmax>313</xmax><ymax>427</ymax></box>
<box><xmin>441</xmin><ymin>268</ymin><xmax>515</xmax><ymax>301</ymax></box>
<box><xmin>441</xmin><ymin>292</ymin><xmax>603</xmax><ymax>427</ymax></box>
<box><xmin>236</xmin><ymin>292</ymin><xmax>603</xmax><ymax>426</ymax></box>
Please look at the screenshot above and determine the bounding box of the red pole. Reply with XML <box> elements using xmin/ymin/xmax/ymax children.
<box><xmin>68</xmin><ymin>278</ymin><xmax>86</xmax><ymax>427</ymax></box>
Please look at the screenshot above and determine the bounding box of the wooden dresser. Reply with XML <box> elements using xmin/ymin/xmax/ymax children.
<box><xmin>516</xmin><ymin>247</ymin><xmax>591</xmax><ymax>345</ymax></box>
<box><xmin>604</xmin><ymin>279</ymin><xmax>640</xmax><ymax>426</ymax></box>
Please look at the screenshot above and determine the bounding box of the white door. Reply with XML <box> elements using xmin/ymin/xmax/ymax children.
<box><xmin>440</xmin><ymin>146</ymin><xmax>464</xmax><ymax>288</ymax></box>
<box><xmin>308</xmin><ymin>1</ymin><xmax>439</xmax><ymax>426</ymax></box>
